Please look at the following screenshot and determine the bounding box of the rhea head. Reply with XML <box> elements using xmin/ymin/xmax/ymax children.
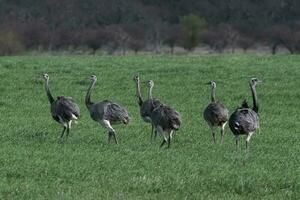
<box><xmin>146</xmin><ymin>80</ymin><xmax>154</xmax><ymax>88</ymax></box>
<box><xmin>133</xmin><ymin>75</ymin><xmax>140</xmax><ymax>82</ymax></box>
<box><xmin>250</xmin><ymin>78</ymin><xmax>262</xmax><ymax>86</ymax></box>
<box><xmin>89</xmin><ymin>75</ymin><xmax>97</xmax><ymax>82</ymax></box>
<box><xmin>42</xmin><ymin>73</ymin><xmax>49</xmax><ymax>81</ymax></box>
<box><xmin>207</xmin><ymin>80</ymin><xmax>216</xmax><ymax>88</ymax></box>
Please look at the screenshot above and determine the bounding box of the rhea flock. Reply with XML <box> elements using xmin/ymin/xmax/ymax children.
<box><xmin>85</xmin><ymin>75</ymin><xmax>130</xmax><ymax>144</ymax></box>
<box><xmin>229</xmin><ymin>78</ymin><xmax>262</xmax><ymax>149</ymax></box>
<box><xmin>203</xmin><ymin>81</ymin><xmax>229</xmax><ymax>144</ymax></box>
<box><xmin>133</xmin><ymin>75</ymin><xmax>162</xmax><ymax>139</ymax></box>
<box><xmin>146</xmin><ymin>80</ymin><xmax>181</xmax><ymax>148</ymax></box>
<box><xmin>42</xmin><ymin>74</ymin><xmax>80</xmax><ymax>139</ymax></box>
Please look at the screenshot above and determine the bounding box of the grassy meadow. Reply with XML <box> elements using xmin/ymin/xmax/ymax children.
<box><xmin>0</xmin><ymin>54</ymin><xmax>299</xmax><ymax>199</ymax></box>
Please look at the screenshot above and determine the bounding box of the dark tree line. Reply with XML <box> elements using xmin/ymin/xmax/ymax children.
<box><xmin>1</xmin><ymin>0</ymin><xmax>300</xmax><ymax>55</ymax></box>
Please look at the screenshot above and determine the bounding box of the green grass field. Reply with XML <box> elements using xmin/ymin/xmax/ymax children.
<box><xmin>0</xmin><ymin>54</ymin><xmax>299</xmax><ymax>199</ymax></box>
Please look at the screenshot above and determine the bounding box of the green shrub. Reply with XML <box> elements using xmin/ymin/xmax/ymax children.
<box><xmin>180</xmin><ymin>14</ymin><xmax>206</xmax><ymax>51</ymax></box>
<box><xmin>0</xmin><ymin>30</ymin><xmax>25</xmax><ymax>55</ymax></box>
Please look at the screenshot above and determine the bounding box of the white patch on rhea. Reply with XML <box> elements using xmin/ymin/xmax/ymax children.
<box><xmin>100</xmin><ymin>120</ymin><xmax>115</xmax><ymax>133</ymax></box>
<box><xmin>68</xmin><ymin>121</ymin><xmax>72</xmax><ymax>129</ymax></box>
<box><xmin>234</xmin><ymin>122</ymin><xmax>240</xmax><ymax>130</ymax></box>
<box><xmin>222</xmin><ymin>122</ymin><xmax>227</xmax><ymax>130</ymax></box>
<box><xmin>246</xmin><ymin>132</ymin><xmax>254</xmax><ymax>142</ymax></box>
<box><xmin>173</xmin><ymin>124</ymin><xmax>180</xmax><ymax>129</ymax></box>
<box><xmin>71</xmin><ymin>114</ymin><xmax>78</xmax><ymax>120</ymax></box>
<box><xmin>169</xmin><ymin>130</ymin><xmax>173</xmax><ymax>139</ymax></box>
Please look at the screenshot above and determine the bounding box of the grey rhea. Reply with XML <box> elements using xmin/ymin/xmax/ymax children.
<box><xmin>203</xmin><ymin>81</ymin><xmax>229</xmax><ymax>144</ymax></box>
<box><xmin>146</xmin><ymin>80</ymin><xmax>181</xmax><ymax>148</ymax></box>
<box><xmin>85</xmin><ymin>75</ymin><xmax>130</xmax><ymax>144</ymax></box>
<box><xmin>133</xmin><ymin>75</ymin><xmax>161</xmax><ymax>139</ymax></box>
<box><xmin>42</xmin><ymin>74</ymin><xmax>80</xmax><ymax>139</ymax></box>
<box><xmin>229</xmin><ymin>78</ymin><xmax>262</xmax><ymax>149</ymax></box>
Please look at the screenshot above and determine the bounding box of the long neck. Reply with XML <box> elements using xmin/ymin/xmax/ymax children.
<box><xmin>45</xmin><ymin>79</ymin><xmax>54</xmax><ymax>104</ymax></box>
<box><xmin>135</xmin><ymin>80</ymin><xmax>143</xmax><ymax>106</ymax></box>
<box><xmin>148</xmin><ymin>86</ymin><xmax>153</xmax><ymax>104</ymax></box>
<box><xmin>85</xmin><ymin>80</ymin><xmax>96</xmax><ymax>107</ymax></box>
<box><xmin>211</xmin><ymin>86</ymin><xmax>216</xmax><ymax>102</ymax></box>
<box><xmin>250</xmin><ymin>84</ymin><xmax>258</xmax><ymax>113</ymax></box>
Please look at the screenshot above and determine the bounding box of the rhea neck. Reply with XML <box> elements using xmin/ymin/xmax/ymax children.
<box><xmin>250</xmin><ymin>83</ymin><xmax>258</xmax><ymax>113</ymax></box>
<box><xmin>148</xmin><ymin>85</ymin><xmax>154</xmax><ymax>103</ymax></box>
<box><xmin>44</xmin><ymin>78</ymin><xmax>54</xmax><ymax>104</ymax></box>
<box><xmin>211</xmin><ymin>85</ymin><xmax>216</xmax><ymax>102</ymax></box>
<box><xmin>135</xmin><ymin>79</ymin><xmax>143</xmax><ymax>106</ymax></box>
<box><xmin>85</xmin><ymin>79</ymin><xmax>96</xmax><ymax>108</ymax></box>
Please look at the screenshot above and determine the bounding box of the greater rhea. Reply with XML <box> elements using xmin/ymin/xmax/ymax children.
<box><xmin>203</xmin><ymin>81</ymin><xmax>229</xmax><ymax>144</ymax></box>
<box><xmin>146</xmin><ymin>80</ymin><xmax>181</xmax><ymax>148</ymax></box>
<box><xmin>229</xmin><ymin>78</ymin><xmax>262</xmax><ymax>149</ymax></box>
<box><xmin>85</xmin><ymin>75</ymin><xmax>130</xmax><ymax>144</ymax></box>
<box><xmin>133</xmin><ymin>75</ymin><xmax>161</xmax><ymax>139</ymax></box>
<box><xmin>42</xmin><ymin>74</ymin><xmax>80</xmax><ymax>139</ymax></box>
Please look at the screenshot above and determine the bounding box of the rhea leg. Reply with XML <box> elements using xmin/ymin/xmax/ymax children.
<box><xmin>112</xmin><ymin>132</ymin><xmax>118</xmax><ymax>144</ymax></box>
<box><xmin>60</xmin><ymin>125</ymin><xmax>67</xmax><ymax>138</ymax></box>
<box><xmin>209</xmin><ymin>124</ymin><xmax>216</xmax><ymax>144</ymax></box>
<box><xmin>66</xmin><ymin>121</ymin><xmax>72</xmax><ymax>139</ymax></box>
<box><xmin>246</xmin><ymin>132</ymin><xmax>254</xmax><ymax>149</ymax></box>
<box><xmin>100</xmin><ymin>120</ymin><xmax>117</xmax><ymax>144</ymax></box>
<box><xmin>220</xmin><ymin>122</ymin><xmax>227</xmax><ymax>144</ymax></box>
<box><xmin>156</xmin><ymin>126</ymin><xmax>167</xmax><ymax>148</ymax></box>
<box><xmin>150</xmin><ymin>124</ymin><xmax>158</xmax><ymax>140</ymax></box>
<box><xmin>167</xmin><ymin>130</ymin><xmax>173</xmax><ymax>148</ymax></box>
<box><xmin>160</xmin><ymin>133</ymin><xmax>167</xmax><ymax>147</ymax></box>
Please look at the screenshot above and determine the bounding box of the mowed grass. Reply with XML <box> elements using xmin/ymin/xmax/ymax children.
<box><xmin>0</xmin><ymin>54</ymin><xmax>299</xmax><ymax>199</ymax></box>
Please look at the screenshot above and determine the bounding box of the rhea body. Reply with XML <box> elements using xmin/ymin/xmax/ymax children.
<box><xmin>229</xmin><ymin>78</ymin><xmax>262</xmax><ymax>149</ymax></box>
<box><xmin>42</xmin><ymin>74</ymin><xmax>80</xmax><ymax>139</ymax></box>
<box><xmin>203</xmin><ymin>81</ymin><xmax>229</xmax><ymax>144</ymax></box>
<box><xmin>85</xmin><ymin>75</ymin><xmax>130</xmax><ymax>144</ymax></box>
<box><xmin>146</xmin><ymin>80</ymin><xmax>181</xmax><ymax>148</ymax></box>
<box><xmin>133</xmin><ymin>75</ymin><xmax>161</xmax><ymax>139</ymax></box>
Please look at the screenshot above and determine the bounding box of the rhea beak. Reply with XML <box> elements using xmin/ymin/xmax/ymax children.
<box><xmin>205</xmin><ymin>81</ymin><xmax>211</xmax><ymax>85</ymax></box>
<box><xmin>257</xmin><ymin>80</ymin><xmax>263</xmax><ymax>83</ymax></box>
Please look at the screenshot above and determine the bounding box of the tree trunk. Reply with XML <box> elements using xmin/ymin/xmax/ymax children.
<box><xmin>271</xmin><ymin>44</ymin><xmax>278</xmax><ymax>55</ymax></box>
<box><xmin>170</xmin><ymin>46</ymin><xmax>174</xmax><ymax>54</ymax></box>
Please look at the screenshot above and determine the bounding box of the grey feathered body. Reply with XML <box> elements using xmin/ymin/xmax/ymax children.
<box><xmin>203</xmin><ymin>101</ymin><xmax>229</xmax><ymax>126</ymax></box>
<box><xmin>87</xmin><ymin>100</ymin><xmax>130</xmax><ymax>125</ymax></box>
<box><xmin>140</xmin><ymin>98</ymin><xmax>161</xmax><ymax>123</ymax></box>
<box><xmin>229</xmin><ymin>108</ymin><xmax>259</xmax><ymax>135</ymax></box>
<box><xmin>51</xmin><ymin>96</ymin><xmax>80</xmax><ymax>123</ymax></box>
<box><xmin>151</xmin><ymin>104</ymin><xmax>181</xmax><ymax>131</ymax></box>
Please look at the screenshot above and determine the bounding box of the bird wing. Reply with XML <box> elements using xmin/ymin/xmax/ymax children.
<box><xmin>230</xmin><ymin>108</ymin><xmax>259</xmax><ymax>133</ymax></box>
<box><xmin>164</xmin><ymin>106</ymin><xmax>181</xmax><ymax>130</ymax></box>
<box><xmin>204</xmin><ymin>102</ymin><xmax>229</xmax><ymax>125</ymax></box>
<box><xmin>140</xmin><ymin>98</ymin><xmax>161</xmax><ymax>118</ymax></box>
<box><xmin>152</xmin><ymin>105</ymin><xmax>181</xmax><ymax>131</ymax></box>
<box><xmin>104</xmin><ymin>101</ymin><xmax>130</xmax><ymax>124</ymax></box>
<box><xmin>53</xmin><ymin>96</ymin><xmax>80</xmax><ymax>120</ymax></box>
